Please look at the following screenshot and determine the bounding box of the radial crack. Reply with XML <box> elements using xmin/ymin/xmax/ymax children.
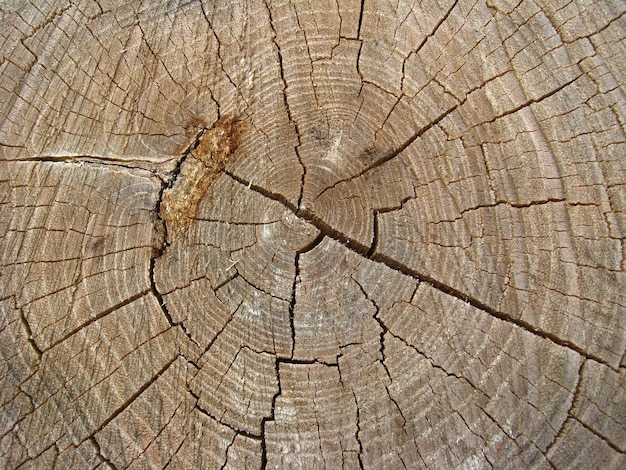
<box><xmin>227</xmin><ymin>169</ymin><xmax>614</xmax><ymax>369</ymax></box>
<box><xmin>149</xmin><ymin>258</ymin><xmax>200</xmax><ymax>348</ymax></box>
<box><xmin>352</xmin><ymin>390</ymin><xmax>364</xmax><ymax>469</ymax></box>
<box><xmin>545</xmin><ymin>359</ymin><xmax>585</xmax><ymax>454</ymax></box>
<box><xmin>90</xmin><ymin>436</ymin><xmax>119</xmax><ymax>470</ymax></box>
<box><xmin>193</xmin><ymin>400</ymin><xmax>262</xmax><ymax>440</ymax></box>
<box><xmin>45</xmin><ymin>290</ymin><xmax>150</xmax><ymax>351</ymax></box>
<box><xmin>356</xmin><ymin>0</ymin><xmax>365</xmax><ymax>40</ymax></box>
<box><xmin>263</xmin><ymin>0</ymin><xmax>306</xmax><ymax>211</ymax></box>
<box><xmin>260</xmin><ymin>358</ymin><xmax>282</xmax><ymax>469</ymax></box>
<box><xmin>85</xmin><ymin>355</ymin><xmax>179</xmax><ymax>444</ymax></box>
<box><xmin>288</xmin><ymin>253</ymin><xmax>299</xmax><ymax>359</ymax></box>
<box><xmin>289</xmin><ymin>233</ymin><xmax>325</xmax><ymax>358</ymax></box>
<box><xmin>366</xmin><ymin>211</ymin><xmax>379</xmax><ymax>257</ymax></box>
<box><xmin>574</xmin><ymin>417</ymin><xmax>626</xmax><ymax>455</ymax></box>
<box><xmin>314</xmin><ymin>103</ymin><xmax>458</xmax><ymax>201</ymax></box>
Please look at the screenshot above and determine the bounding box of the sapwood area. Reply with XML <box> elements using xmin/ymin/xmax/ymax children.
<box><xmin>1</xmin><ymin>0</ymin><xmax>625</xmax><ymax>468</ymax></box>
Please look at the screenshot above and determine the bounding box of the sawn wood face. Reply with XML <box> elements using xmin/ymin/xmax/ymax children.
<box><xmin>1</xmin><ymin>1</ymin><xmax>625</xmax><ymax>468</ymax></box>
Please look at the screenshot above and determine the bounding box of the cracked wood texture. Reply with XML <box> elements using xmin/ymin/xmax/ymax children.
<box><xmin>0</xmin><ymin>0</ymin><xmax>625</xmax><ymax>468</ymax></box>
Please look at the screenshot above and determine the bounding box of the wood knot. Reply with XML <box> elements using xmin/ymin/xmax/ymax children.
<box><xmin>161</xmin><ymin>116</ymin><xmax>243</xmax><ymax>241</ymax></box>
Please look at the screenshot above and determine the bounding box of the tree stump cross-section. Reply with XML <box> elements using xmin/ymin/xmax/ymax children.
<box><xmin>1</xmin><ymin>0</ymin><xmax>625</xmax><ymax>468</ymax></box>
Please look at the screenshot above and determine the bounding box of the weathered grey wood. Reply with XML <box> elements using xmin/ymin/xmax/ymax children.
<box><xmin>1</xmin><ymin>0</ymin><xmax>625</xmax><ymax>468</ymax></box>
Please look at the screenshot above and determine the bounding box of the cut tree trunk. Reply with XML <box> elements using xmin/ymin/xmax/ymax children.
<box><xmin>1</xmin><ymin>0</ymin><xmax>625</xmax><ymax>468</ymax></box>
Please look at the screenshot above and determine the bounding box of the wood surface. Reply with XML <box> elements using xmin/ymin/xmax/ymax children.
<box><xmin>1</xmin><ymin>0</ymin><xmax>625</xmax><ymax>468</ymax></box>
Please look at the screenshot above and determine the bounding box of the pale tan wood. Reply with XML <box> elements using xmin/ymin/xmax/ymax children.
<box><xmin>265</xmin><ymin>362</ymin><xmax>361</xmax><ymax>468</ymax></box>
<box><xmin>1</xmin><ymin>0</ymin><xmax>625</xmax><ymax>469</ymax></box>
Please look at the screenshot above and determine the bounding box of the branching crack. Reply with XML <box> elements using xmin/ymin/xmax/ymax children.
<box><xmin>90</xmin><ymin>436</ymin><xmax>118</xmax><ymax>470</ymax></box>
<box><xmin>260</xmin><ymin>358</ymin><xmax>282</xmax><ymax>469</ymax></box>
<box><xmin>157</xmin><ymin>127</ymin><xmax>208</xmax><ymax>245</ymax></box>
<box><xmin>220</xmin><ymin>433</ymin><xmax>238</xmax><ymax>470</ymax></box>
<box><xmin>237</xmin><ymin>270</ymin><xmax>289</xmax><ymax>303</ymax></box>
<box><xmin>149</xmin><ymin>258</ymin><xmax>200</xmax><ymax>348</ymax></box>
<box><xmin>544</xmin><ymin>359</ymin><xmax>585</xmax><ymax>457</ymax></box>
<box><xmin>254</xmin><ymin>355</ymin><xmax>343</xmax><ymax>468</ymax></box>
<box><xmin>372</xmin><ymin>253</ymin><xmax>616</xmax><ymax>370</ymax></box>
<box><xmin>199</xmin><ymin>3</ymin><xmax>241</xmax><ymax>100</ymax></box>
<box><xmin>368</xmin><ymin>195</ymin><xmax>415</xmax><ymax>256</ymax></box>
<box><xmin>389</xmin><ymin>327</ymin><xmax>481</xmax><ymax>394</ymax></box>
<box><xmin>147</xmin><ymin>126</ymin><xmax>215</xmax><ymax>348</ymax></box>
<box><xmin>318</xmin><ymin>66</ymin><xmax>578</xmax><ymax>204</ymax></box>
<box><xmin>193</xmin><ymin>400</ymin><xmax>261</xmax><ymax>441</ymax></box>
<box><xmin>227</xmin><ymin>170</ymin><xmax>614</xmax><ymax>370</ymax></box>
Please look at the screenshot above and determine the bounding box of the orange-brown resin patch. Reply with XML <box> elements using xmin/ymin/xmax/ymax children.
<box><xmin>161</xmin><ymin>116</ymin><xmax>243</xmax><ymax>240</ymax></box>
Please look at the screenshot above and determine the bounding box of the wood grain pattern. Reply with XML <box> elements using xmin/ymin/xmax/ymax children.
<box><xmin>1</xmin><ymin>0</ymin><xmax>625</xmax><ymax>468</ymax></box>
